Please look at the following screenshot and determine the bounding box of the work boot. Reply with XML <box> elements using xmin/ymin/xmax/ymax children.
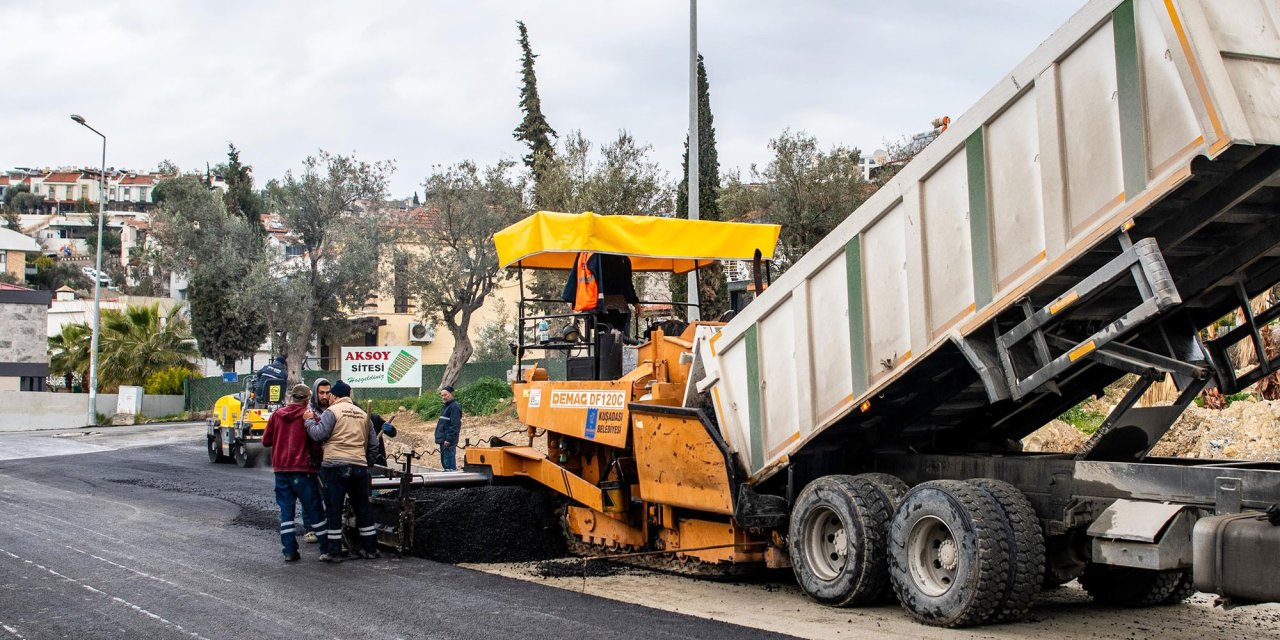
<box><xmin>284</xmin><ymin>552</ymin><xmax>301</xmax><ymax>562</ymax></box>
<box><xmin>318</xmin><ymin>553</ymin><xmax>343</xmax><ymax>564</ymax></box>
<box><xmin>358</xmin><ymin>549</ymin><xmax>382</xmax><ymax>560</ymax></box>
<box><xmin>303</xmin><ymin>532</ymin><xmax>318</xmax><ymax>544</ymax></box>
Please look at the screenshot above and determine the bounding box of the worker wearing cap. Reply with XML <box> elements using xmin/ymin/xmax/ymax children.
<box><xmin>262</xmin><ymin>383</ymin><xmax>330</xmax><ymax>562</ymax></box>
<box><xmin>305</xmin><ymin>380</ymin><xmax>381</xmax><ymax>561</ymax></box>
<box><xmin>435</xmin><ymin>385</ymin><xmax>462</xmax><ymax>471</ymax></box>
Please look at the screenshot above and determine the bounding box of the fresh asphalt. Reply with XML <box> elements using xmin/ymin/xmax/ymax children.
<box><xmin>0</xmin><ymin>424</ymin><xmax>795</xmax><ymax>640</ymax></box>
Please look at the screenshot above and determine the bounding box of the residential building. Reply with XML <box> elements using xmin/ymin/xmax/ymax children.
<box><xmin>0</xmin><ymin>227</ymin><xmax>40</xmax><ymax>284</ymax></box>
<box><xmin>0</xmin><ymin>283</ymin><xmax>51</xmax><ymax>391</ymax></box>
<box><xmin>304</xmin><ymin>206</ymin><xmax>523</xmax><ymax>370</ymax></box>
<box><xmin>1</xmin><ymin>167</ymin><xmax>173</xmax><ymax>216</ymax></box>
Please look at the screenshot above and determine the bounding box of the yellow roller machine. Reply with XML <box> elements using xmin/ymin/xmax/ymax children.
<box><xmin>464</xmin><ymin>211</ymin><xmax>785</xmax><ymax>574</ymax></box>
<box><xmin>206</xmin><ymin>374</ymin><xmax>285</xmax><ymax>468</ymax></box>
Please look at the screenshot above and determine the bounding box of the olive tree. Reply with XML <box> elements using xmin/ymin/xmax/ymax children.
<box><xmin>261</xmin><ymin>151</ymin><xmax>394</xmax><ymax>383</ymax></box>
<box><xmin>406</xmin><ymin>160</ymin><xmax>525</xmax><ymax>389</ymax></box>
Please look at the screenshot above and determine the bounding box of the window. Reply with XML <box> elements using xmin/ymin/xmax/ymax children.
<box><xmin>393</xmin><ymin>253</ymin><xmax>409</xmax><ymax>313</ymax></box>
<box><xmin>122</xmin><ymin>187</ymin><xmax>131</xmax><ymax>200</ymax></box>
<box><xmin>140</xmin><ymin>188</ymin><xmax>148</xmax><ymax>202</ymax></box>
<box><xmin>284</xmin><ymin>244</ymin><xmax>303</xmax><ymax>258</ymax></box>
<box><xmin>20</xmin><ymin>376</ymin><xmax>46</xmax><ymax>392</ymax></box>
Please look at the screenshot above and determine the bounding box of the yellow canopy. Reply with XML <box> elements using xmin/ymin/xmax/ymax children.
<box><xmin>495</xmin><ymin>211</ymin><xmax>781</xmax><ymax>274</ymax></box>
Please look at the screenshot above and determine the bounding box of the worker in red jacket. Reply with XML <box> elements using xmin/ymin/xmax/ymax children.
<box><xmin>262</xmin><ymin>384</ymin><xmax>331</xmax><ymax>562</ymax></box>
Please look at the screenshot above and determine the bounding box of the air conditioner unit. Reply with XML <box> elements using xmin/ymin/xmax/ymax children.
<box><xmin>408</xmin><ymin>321</ymin><xmax>436</xmax><ymax>343</ymax></box>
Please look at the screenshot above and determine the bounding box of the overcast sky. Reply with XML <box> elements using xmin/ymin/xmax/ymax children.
<box><xmin>3</xmin><ymin>0</ymin><xmax>1083</xmax><ymax>200</ymax></box>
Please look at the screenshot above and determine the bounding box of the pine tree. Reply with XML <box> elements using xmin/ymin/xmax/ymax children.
<box><xmin>513</xmin><ymin>20</ymin><xmax>557</xmax><ymax>208</ymax></box>
<box><xmin>673</xmin><ymin>54</ymin><xmax>727</xmax><ymax>318</ymax></box>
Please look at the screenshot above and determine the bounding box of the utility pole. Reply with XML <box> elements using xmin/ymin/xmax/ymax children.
<box><xmin>70</xmin><ymin>114</ymin><xmax>106</xmax><ymax>427</ymax></box>
<box><xmin>686</xmin><ymin>0</ymin><xmax>701</xmax><ymax>322</ymax></box>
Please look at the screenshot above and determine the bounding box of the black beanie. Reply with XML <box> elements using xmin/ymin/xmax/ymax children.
<box><xmin>331</xmin><ymin>380</ymin><xmax>352</xmax><ymax>398</ymax></box>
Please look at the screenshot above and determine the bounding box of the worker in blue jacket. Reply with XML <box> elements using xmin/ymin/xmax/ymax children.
<box><xmin>434</xmin><ymin>385</ymin><xmax>462</xmax><ymax>471</ymax></box>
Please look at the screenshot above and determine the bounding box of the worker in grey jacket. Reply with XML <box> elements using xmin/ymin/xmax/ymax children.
<box><xmin>305</xmin><ymin>380</ymin><xmax>381</xmax><ymax>562</ymax></box>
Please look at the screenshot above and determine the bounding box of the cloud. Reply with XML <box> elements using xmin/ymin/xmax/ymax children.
<box><xmin>2</xmin><ymin>0</ymin><xmax>1081</xmax><ymax>199</ymax></box>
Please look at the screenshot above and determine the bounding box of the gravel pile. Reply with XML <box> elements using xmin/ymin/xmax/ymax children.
<box><xmin>408</xmin><ymin>484</ymin><xmax>565</xmax><ymax>563</ymax></box>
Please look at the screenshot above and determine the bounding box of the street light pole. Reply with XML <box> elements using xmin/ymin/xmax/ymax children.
<box><xmin>686</xmin><ymin>0</ymin><xmax>701</xmax><ymax>322</ymax></box>
<box><xmin>70</xmin><ymin>114</ymin><xmax>106</xmax><ymax>428</ymax></box>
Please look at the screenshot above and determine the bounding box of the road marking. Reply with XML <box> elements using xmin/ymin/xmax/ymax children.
<box><xmin>0</xmin><ymin>547</ymin><xmax>214</xmax><ymax>640</ymax></box>
<box><xmin>1</xmin><ymin>623</ymin><xmax>26</xmax><ymax>639</ymax></box>
<box><xmin>0</xmin><ymin>490</ymin><xmax>351</xmax><ymax>628</ymax></box>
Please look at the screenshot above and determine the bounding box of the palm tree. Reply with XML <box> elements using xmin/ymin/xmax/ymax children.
<box><xmin>48</xmin><ymin>322</ymin><xmax>92</xmax><ymax>392</ymax></box>
<box><xmin>97</xmin><ymin>303</ymin><xmax>198</xmax><ymax>391</ymax></box>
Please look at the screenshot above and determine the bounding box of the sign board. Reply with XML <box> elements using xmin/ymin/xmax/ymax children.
<box><xmin>341</xmin><ymin>346</ymin><xmax>422</xmax><ymax>388</ymax></box>
<box><xmin>222</xmin><ymin>372</ymin><xmax>238</xmax><ymax>383</ymax></box>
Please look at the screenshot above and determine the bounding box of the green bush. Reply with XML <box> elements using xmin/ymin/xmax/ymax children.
<box><xmin>366</xmin><ymin>377</ymin><xmax>511</xmax><ymax>421</ymax></box>
<box><xmin>1059</xmin><ymin>403</ymin><xmax>1107</xmax><ymax>435</ymax></box>
<box><xmin>144</xmin><ymin>366</ymin><xmax>196</xmax><ymax>395</ymax></box>
<box><xmin>457</xmin><ymin>377</ymin><xmax>513</xmax><ymax>416</ymax></box>
<box><xmin>1193</xmin><ymin>391</ymin><xmax>1254</xmax><ymax>408</ymax></box>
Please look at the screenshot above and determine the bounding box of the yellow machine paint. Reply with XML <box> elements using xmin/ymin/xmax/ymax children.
<box><xmin>463</xmin><ymin>212</ymin><xmax>781</xmax><ymax>571</ymax></box>
<box><xmin>206</xmin><ymin>377</ymin><xmax>282</xmax><ymax>468</ymax></box>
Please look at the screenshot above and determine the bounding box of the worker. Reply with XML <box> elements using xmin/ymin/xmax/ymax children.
<box><xmin>311</xmin><ymin>377</ymin><xmax>332</xmax><ymax>413</ymax></box>
<box><xmin>262</xmin><ymin>384</ymin><xmax>331</xmax><ymax>562</ymax></box>
<box><xmin>255</xmin><ymin>355</ymin><xmax>287</xmax><ymax>405</ymax></box>
<box><xmin>561</xmin><ymin>252</ymin><xmax>639</xmax><ymax>334</ymax></box>
<box><xmin>298</xmin><ymin>376</ymin><xmax>332</xmax><ymax>545</ymax></box>
<box><xmin>368</xmin><ymin>413</ymin><xmax>397</xmax><ymax>473</ymax></box>
<box><xmin>435</xmin><ymin>385</ymin><xmax>462</xmax><ymax>471</ymax></box>
<box><xmin>305</xmin><ymin>380</ymin><xmax>381</xmax><ymax>562</ymax></box>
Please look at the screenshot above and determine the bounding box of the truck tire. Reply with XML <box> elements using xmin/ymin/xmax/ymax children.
<box><xmin>208</xmin><ymin>434</ymin><xmax>229</xmax><ymax>463</ymax></box>
<box><xmin>789</xmin><ymin>475</ymin><xmax>895</xmax><ymax>606</ymax></box>
<box><xmin>1042</xmin><ymin>529</ymin><xmax>1088</xmax><ymax>587</ymax></box>
<box><xmin>968</xmin><ymin>478</ymin><xmax>1044</xmax><ymax>622</ymax></box>
<box><xmin>889</xmin><ymin>480</ymin><xmax>1011</xmax><ymax>628</ymax></box>
<box><xmin>1160</xmin><ymin>570</ymin><xmax>1196</xmax><ymax>604</ymax></box>
<box><xmin>1079</xmin><ymin>564</ymin><xmax>1184</xmax><ymax>606</ymax></box>
<box><xmin>854</xmin><ymin>473</ymin><xmax>909</xmax><ymax>508</ymax></box>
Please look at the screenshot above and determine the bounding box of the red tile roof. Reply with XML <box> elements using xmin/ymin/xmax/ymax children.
<box><xmin>118</xmin><ymin>174</ymin><xmax>157</xmax><ymax>185</ymax></box>
<box><xmin>44</xmin><ymin>172</ymin><xmax>84</xmax><ymax>183</ymax></box>
<box><xmin>0</xmin><ymin>282</ymin><xmax>32</xmax><ymax>291</ymax></box>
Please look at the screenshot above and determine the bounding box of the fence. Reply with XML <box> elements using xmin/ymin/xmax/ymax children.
<box><xmin>0</xmin><ymin>391</ymin><xmax>185</xmax><ymax>432</ymax></box>
<box><xmin>184</xmin><ymin>359</ymin><xmax>567</xmax><ymax>412</ymax></box>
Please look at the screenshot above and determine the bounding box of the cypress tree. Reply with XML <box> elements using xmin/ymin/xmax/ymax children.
<box><xmin>223</xmin><ymin>143</ymin><xmax>264</xmax><ymax>230</ymax></box>
<box><xmin>673</xmin><ymin>55</ymin><xmax>727</xmax><ymax>318</ymax></box>
<box><xmin>514</xmin><ymin>21</ymin><xmax>557</xmax><ymax>208</ymax></box>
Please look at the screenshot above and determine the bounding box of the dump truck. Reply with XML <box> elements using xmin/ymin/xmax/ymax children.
<box><xmin>446</xmin><ymin>0</ymin><xmax>1280</xmax><ymax>628</ymax></box>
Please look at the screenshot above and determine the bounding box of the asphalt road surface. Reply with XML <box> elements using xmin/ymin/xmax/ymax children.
<box><xmin>0</xmin><ymin>424</ymin><xmax>793</xmax><ymax>640</ymax></box>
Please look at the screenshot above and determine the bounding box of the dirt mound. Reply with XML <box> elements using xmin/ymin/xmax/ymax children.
<box><xmin>1150</xmin><ymin>400</ymin><xmax>1280</xmax><ymax>460</ymax></box>
<box><xmin>1021</xmin><ymin>397</ymin><xmax>1280</xmax><ymax>461</ymax></box>
<box><xmin>408</xmin><ymin>484</ymin><xmax>565</xmax><ymax>563</ymax></box>
<box><xmin>386</xmin><ymin>406</ymin><xmax>533</xmax><ymax>471</ymax></box>
<box><xmin>1021</xmin><ymin>420</ymin><xmax>1090</xmax><ymax>453</ymax></box>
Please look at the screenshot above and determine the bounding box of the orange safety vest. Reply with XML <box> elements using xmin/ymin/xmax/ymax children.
<box><xmin>573</xmin><ymin>252</ymin><xmax>599</xmax><ymax>312</ymax></box>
